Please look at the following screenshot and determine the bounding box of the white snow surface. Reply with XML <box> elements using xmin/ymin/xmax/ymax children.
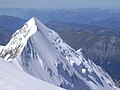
<box><xmin>0</xmin><ymin>58</ymin><xmax>65</xmax><ymax>90</ymax></box>
<box><xmin>0</xmin><ymin>17</ymin><xmax>119</xmax><ymax>90</ymax></box>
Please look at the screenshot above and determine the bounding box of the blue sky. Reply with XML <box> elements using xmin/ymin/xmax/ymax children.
<box><xmin>0</xmin><ymin>0</ymin><xmax>120</xmax><ymax>9</ymax></box>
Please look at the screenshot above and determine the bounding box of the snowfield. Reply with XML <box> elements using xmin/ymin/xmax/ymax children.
<box><xmin>0</xmin><ymin>58</ymin><xmax>65</xmax><ymax>90</ymax></box>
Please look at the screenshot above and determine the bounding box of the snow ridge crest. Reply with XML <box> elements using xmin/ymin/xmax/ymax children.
<box><xmin>0</xmin><ymin>17</ymin><xmax>37</xmax><ymax>61</ymax></box>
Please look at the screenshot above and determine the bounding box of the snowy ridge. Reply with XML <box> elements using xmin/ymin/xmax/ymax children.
<box><xmin>0</xmin><ymin>58</ymin><xmax>65</xmax><ymax>90</ymax></box>
<box><xmin>0</xmin><ymin>18</ymin><xmax>37</xmax><ymax>61</ymax></box>
<box><xmin>0</xmin><ymin>17</ymin><xmax>119</xmax><ymax>90</ymax></box>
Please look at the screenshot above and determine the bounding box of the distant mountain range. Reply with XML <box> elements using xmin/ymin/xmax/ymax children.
<box><xmin>0</xmin><ymin>15</ymin><xmax>25</xmax><ymax>30</ymax></box>
<box><xmin>91</xmin><ymin>14</ymin><xmax>120</xmax><ymax>29</ymax></box>
<box><xmin>0</xmin><ymin>8</ymin><xmax>120</xmax><ymax>23</ymax></box>
<box><xmin>0</xmin><ymin>15</ymin><xmax>25</xmax><ymax>45</ymax></box>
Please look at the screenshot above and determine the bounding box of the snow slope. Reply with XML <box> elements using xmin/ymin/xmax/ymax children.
<box><xmin>0</xmin><ymin>58</ymin><xmax>65</xmax><ymax>90</ymax></box>
<box><xmin>0</xmin><ymin>17</ymin><xmax>119</xmax><ymax>90</ymax></box>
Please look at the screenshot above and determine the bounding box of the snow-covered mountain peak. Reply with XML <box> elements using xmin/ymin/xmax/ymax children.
<box><xmin>0</xmin><ymin>17</ymin><xmax>37</xmax><ymax>61</ymax></box>
<box><xmin>0</xmin><ymin>17</ymin><xmax>119</xmax><ymax>90</ymax></box>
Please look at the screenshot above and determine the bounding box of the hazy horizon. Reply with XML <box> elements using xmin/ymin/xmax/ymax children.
<box><xmin>0</xmin><ymin>0</ymin><xmax>120</xmax><ymax>9</ymax></box>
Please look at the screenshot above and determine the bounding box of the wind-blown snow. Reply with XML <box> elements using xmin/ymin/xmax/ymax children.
<box><xmin>0</xmin><ymin>58</ymin><xmax>65</xmax><ymax>90</ymax></box>
<box><xmin>0</xmin><ymin>17</ymin><xmax>119</xmax><ymax>90</ymax></box>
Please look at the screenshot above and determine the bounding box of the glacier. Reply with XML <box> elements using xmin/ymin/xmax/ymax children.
<box><xmin>0</xmin><ymin>17</ymin><xmax>119</xmax><ymax>90</ymax></box>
